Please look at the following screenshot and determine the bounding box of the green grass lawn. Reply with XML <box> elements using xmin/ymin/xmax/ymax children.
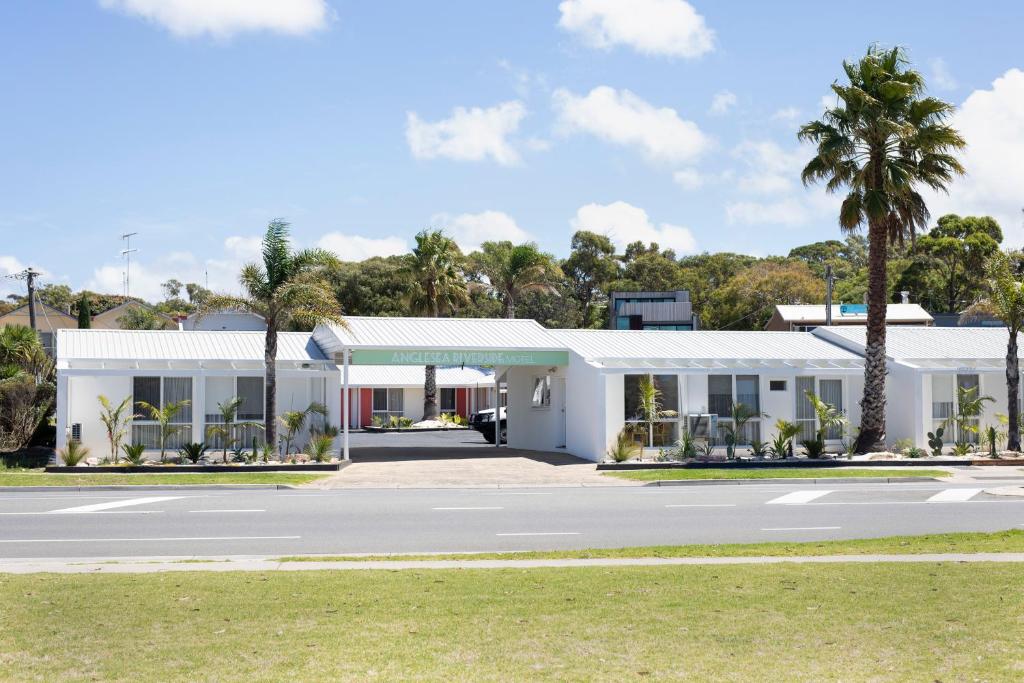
<box><xmin>604</xmin><ymin>467</ymin><xmax>951</xmax><ymax>481</ymax></box>
<box><xmin>278</xmin><ymin>529</ymin><xmax>1024</xmax><ymax>562</ymax></box>
<box><xmin>0</xmin><ymin>470</ymin><xmax>328</xmax><ymax>487</ymax></box>
<box><xmin>1</xmin><ymin>563</ymin><xmax>1021</xmax><ymax>680</ymax></box>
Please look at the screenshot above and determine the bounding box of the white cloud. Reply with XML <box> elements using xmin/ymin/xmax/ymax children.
<box><xmin>553</xmin><ymin>86</ymin><xmax>710</xmax><ymax>164</ymax></box>
<box><xmin>725</xmin><ymin>198</ymin><xmax>810</xmax><ymax>227</ymax></box>
<box><xmin>558</xmin><ymin>0</ymin><xmax>714</xmax><ymax>58</ymax></box>
<box><xmin>98</xmin><ymin>0</ymin><xmax>329</xmax><ymax>38</ymax></box>
<box><xmin>731</xmin><ymin>140</ymin><xmax>807</xmax><ymax>195</ymax></box>
<box><xmin>223</xmin><ymin>235</ymin><xmax>263</xmax><ymax>261</ymax></box>
<box><xmin>0</xmin><ymin>256</ymin><xmax>29</xmax><ymax>300</ymax></box>
<box><xmin>317</xmin><ymin>233</ymin><xmax>408</xmax><ymax>261</ymax></box>
<box><xmin>929</xmin><ymin>57</ymin><xmax>958</xmax><ymax>91</ymax></box>
<box><xmin>672</xmin><ymin>168</ymin><xmax>703</xmax><ymax>190</ymax></box>
<box><xmin>819</xmin><ymin>93</ymin><xmax>835</xmax><ymax>111</ymax></box>
<box><xmin>709</xmin><ymin>90</ymin><xmax>737</xmax><ymax>115</ymax></box>
<box><xmin>430</xmin><ymin>211</ymin><xmax>532</xmax><ymax>253</ymax></box>
<box><xmin>570</xmin><ymin>201</ymin><xmax>697</xmax><ymax>254</ymax></box>
<box><xmin>405</xmin><ymin>101</ymin><xmax>526</xmax><ymax>166</ymax></box>
<box><xmin>924</xmin><ymin>68</ymin><xmax>1024</xmax><ymax>244</ymax></box>
<box><xmin>772</xmin><ymin>106</ymin><xmax>801</xmax><ymax>122</ymax></box>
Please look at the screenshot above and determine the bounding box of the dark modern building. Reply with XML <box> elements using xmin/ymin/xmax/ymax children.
<box><xmin>608</xmin><ymin>290</ymin><xmax>699</xmax><ymax>331</ymax></box>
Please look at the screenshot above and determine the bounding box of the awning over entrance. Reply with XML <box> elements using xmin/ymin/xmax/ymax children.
<box><xmin>313</xmin><ymin>317</ymin><xmax>570</xmax><ymax>366</ymax></box>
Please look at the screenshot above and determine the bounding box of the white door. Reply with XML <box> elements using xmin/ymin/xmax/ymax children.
<box><xmin>556</xmin><ymin>377</ymin><xmax>567</xmax><ymax>448</ymax></box>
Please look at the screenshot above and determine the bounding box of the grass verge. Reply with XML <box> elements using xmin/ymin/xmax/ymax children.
<box><xmin>604</xmin><ymin>467</ymin><xmax>951</xmax><ymax>481</ymax></box>
<box><xmin>0</xmin><ymin>470</ymin><xmax>328</xmax><ymax>487</ymax></box>
<box><xmin>1</xmin><ymin>563</ymin><xmax>1021</xmax><ymax>680</ymax></box>
<box><xmin>277</xmin><ymin>529</ymin><xmax>1024</xmax><ymax>562</ymax></box>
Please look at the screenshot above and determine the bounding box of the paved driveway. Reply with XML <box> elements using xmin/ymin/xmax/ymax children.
<box><xmin>319</xmin><ymin>429</ymin><xmax>625</xmax><ymax>489</ymax></box>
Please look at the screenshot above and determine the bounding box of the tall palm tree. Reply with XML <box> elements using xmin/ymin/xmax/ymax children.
<box><xmin>799</xmin><ymin>45</ymin><xmax>965</xmax><ymax>452</ymax></box>
<box><xmin>475</xmin><ymin>241</ymin><xmax>559</xmax><ymax>318</ymax></box>
<box><xmin>404</xmin><ymin>229</ymin><xmax>468</xmax><ymax>421</ymax></box>
<box><xmin>966</xmin><ymin>252</ymin><xmax>1024</xmax><ymax>451</ymax></box>
<box><xmin>197</xmin><ymin>220</ymin><xmax>342</xmax><ymax>455</ymax></box>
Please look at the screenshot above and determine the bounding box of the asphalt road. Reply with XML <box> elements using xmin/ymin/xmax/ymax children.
<box><xmin>2</xmin><ymin>480</ymin><xmax>1024</xmax><ymax>559</ymax></box>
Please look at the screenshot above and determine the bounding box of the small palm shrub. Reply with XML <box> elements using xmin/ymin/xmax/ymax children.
<box><xmin>179</xmin><ymin>442</ymin><xmax>208</xmax><ymax>464</ymax></box>
<box><xmin>309</xmin><ymin>434</ymin><xmax>335</xmax><ymax>462</ymax></box>
<box><xmin>748</xmin><ymin>438</ymin><xmax>769</xmax><ymax>458</ymax></box>
<box><xmin>801</xmin><ymin>438</ymin><xmax>826</xmax><ymax>459</ymax></box>
<box><xmin>607</xmin><ymin>427</ymin><xmax>639</xmax><ymax>463</ymax></box>
<box><xmin>121</xmin><ymin>443</ymin><xmax>146</xmax><ymax>466</ymax></box>
<box><xmin>60</xmin><ymin>441</ymin><xmax>89</xmax><ymax>466</ymax></box>
<box><xmin>371</xmin><ymin>415</ymin><xmax>384</xmax><ymax>427</ymax></box>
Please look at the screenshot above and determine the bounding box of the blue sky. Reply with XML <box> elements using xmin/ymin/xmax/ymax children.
<box><xmin>2</xmin><ymin>0</ymin><xmax>1023</xmax><ymax>301</ymax></box>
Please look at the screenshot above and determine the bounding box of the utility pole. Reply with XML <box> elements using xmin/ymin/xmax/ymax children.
<box><xmin>824</xmin><ymin>263</ymin><xmax>834</xmax><ymax>326</ymax></box>
<box><xmin>5</xmin><ymin>268</ymin><xmax>41</xmax><ymax>331</ymax></box>
<box><xmin>121</xmin><ymin>232</ymin><xmax>138</xmax><ymax>298</ymax></box>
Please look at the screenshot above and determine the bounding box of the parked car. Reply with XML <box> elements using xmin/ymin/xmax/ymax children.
<box><xmin>469</xmin><ymin>407</ymin><xmax>507</xmax><ymax>444</ymax></box>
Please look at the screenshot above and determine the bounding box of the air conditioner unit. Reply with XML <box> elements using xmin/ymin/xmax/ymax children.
<box><xmin>687</xmin><ymin>414</ymin><xmax>717</xmax><ymax>439</ymax></box>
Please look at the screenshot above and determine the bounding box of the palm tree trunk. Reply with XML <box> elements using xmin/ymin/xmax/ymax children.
<box><xmin>1008</xmin><ymin>331</ymin><xmax>1020</xmax><ymax>451</ymax></box>
<box><xmin>505</xmin><ymin>293</ymin><xmax>515</xmax><ymax>319</ymax></box>
<box><xmin>423</xmin><ymin>365</ymin><xmax>438</xmax><ymax>421</ymax></box>
<box><xmin>854</xmin><ymin>216</ymin><xmax>889</xmax><ymax>453</ymax></box>
<box><xmin>264</xmin><ymin>318</ymin><xmax>278</xmax><ymax>456</ymax></box>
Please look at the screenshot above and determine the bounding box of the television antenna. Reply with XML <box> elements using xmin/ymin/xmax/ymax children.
<box><xmin>120</xmin><ymin>232</ymin><xmax>138</xmax><ymax>298</ymax></box>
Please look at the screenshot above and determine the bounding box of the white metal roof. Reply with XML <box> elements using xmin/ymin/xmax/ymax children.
<box><xmin>314</xmin><ymin>317</ymin><xmax>563</xmax><ymax>355</ymax></box>
<box><xmin>56</xmin><ymin>329</ymin><xmax>327</xmax><ymax>363</ymax></box>
<box><xmin>344</xmin><ymin>365</ymin><xmax>495</xmax><ymax>388</ymax></box>
<box><xmin>813</xmin><ymin>326</ymin><xmax>1013</xmax><ymax>366</ymax></box>
<box><xmin>551</xmin><ymin>329</ymin><xmax>864</xmax><ymax>370</ymax></box>
<box><xmin>773</xmin><ymin>303</ymin><xmax>933</xmax><ymax>323</ymax></box>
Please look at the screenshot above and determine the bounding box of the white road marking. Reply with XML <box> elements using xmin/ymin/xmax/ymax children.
<box><xmin>0</xmin><ymin>536</ymin><xmax>301</xmax><ymax>544</ymax></box>
<box><xmin>188</xmin><ymin>509</ymin><xmax>265</xmax><ymax>513</ymax></box>
<box><xmin>761</xmin><ymin>526</ymin><xmax>841</xmax><ymax>531</ymax></box>
<box><xmin>432</xmin><ymin>507</ymin><xmax>504</xmax><ymax>511</ymax></box>
<box><xmin>490</xmin><ymin>492</ymin><xmax>553</xmax><ymax>496</ymax></box>
<box><xmin>765</xmin><ymin>490</ymin><xmax>834</xmax><ymax>505</ymax></box>
<box><xmin>48</xmin><ymin>496</ymin><xmax>184</xmax><ymax>514</ymax></box>
<box><xmin>927</xmin><ymin>488</ymin><xmax>984</xmax><ymax>503</ymax></box>
<box><xmin>665</xmin><ymin>504</ymin><xmax>737</xmax><ymax>508</ymax></box>
<box><xmin>496</xmin><ymin>532</ymin><xmax>580</xmax><ymax>537</ymax></box>
<box><xmin>0</xmin><ymin>511</ymin><xmax>163</xmax><ymax>516</ymax></box>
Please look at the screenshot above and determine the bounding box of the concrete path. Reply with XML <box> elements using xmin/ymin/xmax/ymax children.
<box><xmin>4</xmin><ymin>552</ymin><xmax>1024</xmax><ymax>574</ymax></box>
<box><xmin>315</xmin><ymin>449</ymin><xmax>633</xmax><ymax>488</ymax></box>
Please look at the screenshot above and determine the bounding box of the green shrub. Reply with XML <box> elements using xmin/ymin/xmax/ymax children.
<box><xmin>179</xmin><ymin>442</ymin><xmax>208</xmax><ymax>464</ymax></box>
<box><xmin>905</xmin><ymin>447</ymin><xmax>927</xmax><ymax>459</ymax></box>
<box><xmin>801</xmin><ymin>437</ymin><xmax>826</xmax><ymax>459</ymax></box>
<box><xmin>607</xmin><ymin>428</ymin><xmax>639</xmax><ymax>463</ymax></box>
<box><xmin>309</xmin><ymin>434</ymin><xmax>335</xmax><ymax>462</ymax></box>
<box><xmin>121</xmin><ymin>443</ymin><xmax>146</xmax><ymax>466</ymax></box>
<box><xmin>59</xmin><ymin>441</ymin><xmax>89</xmax><ymax>466</ymax></box>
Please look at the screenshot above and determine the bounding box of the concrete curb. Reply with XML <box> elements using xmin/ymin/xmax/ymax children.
<box><xmin>0</xmin><ymin>484</ymin><xmax>297</xmax><ymax>492</ymax></box>
<box><xmin>4</xmin><ymin>552</ymin><xmax>1024</xmax><ymax>574</ymax></box>
<box><xmin>644</xmin><ymin>476</ymin><xmax>945</xmax><ymax>486</ymax></box>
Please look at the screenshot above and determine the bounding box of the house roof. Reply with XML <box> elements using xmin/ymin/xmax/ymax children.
<box><xmin>344</xmin><ymin>365</ymin><xmax>494</xmax><ymax>388</ymax></box>
<box><xmin>56</xmin><ymin>329</ymin><xmax>327</xmax><ymax>363</ymax></box>
<box><xmin>772</xmin><ymin>303</ymin><xmax>933</xmax><ymax>324</ymax></box>
<box><xmin>0</xmin><ymin>301</ymin><xmax>76</xmax><ymax>322</ymax></box>
<box><xmin>314</xmin><ymin>317</ymin><xmax>563</xmax><ymax>355</ymax></box>
<box><xmin>550</xmin><ymin>329</ymin><xmax>863</xmax><ymax>369</ymax></box>
<box><xmin>812</xmin><ymin>326</ymin><xmax>1013</xmax><ymax>366</ymax></box>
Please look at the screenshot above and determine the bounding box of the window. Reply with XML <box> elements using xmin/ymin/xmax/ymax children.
<box><xmin>132</xmin><ymin>376</ymin><xmax>192</xmax><ymax>449</ymax></box>
<box><xmin>796</xmin><ymin>377</ymin><xmax>845</xmax><ymax>443</ymax></box>
<box><xmin>440</xmin><ymin>388</ymin><xmax>457</xmax><ymax>413</ymax></box>
<box><xmin>624</xmin><ymin>373</ymin><xmax>680</xmax><ymax>448</ymax></box>
<box><xmin>769</xmin><ymin>380</ymin><xmax>787</xmax><ymax>392</ymax></box>
<box><xmin>531</xmin><ymin>376</ymin><xmax>551</xmax><ymax>408</ymax></box>
<box><xmin>372</xmin><ymin>388</ymin><xmax>404</xmax><ymax>422</ymax></box>
<box><xmin>709</xmin><ymin>375</ymin><xmax>761</xmax><ymax>445</ymax></box>
<box><xmin>933</xmin><ymin>374</ymin><xmax>981</xmax><ymax>444</ymax></box>
<box><xmin>205</xmin><ymin>376</ymin><xmax>264</xmax><ymax>449</ymax></box>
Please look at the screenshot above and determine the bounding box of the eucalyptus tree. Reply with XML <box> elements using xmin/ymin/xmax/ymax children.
<box><xmin>197</xmin><ymin>220</ymin><xmax>342</xmax><ymax>455</ymax></box>
<box><xmin>799</xmin><ymin>45</ymin><xmax>965</xmax><ymax>452</ymax></box>
<box><xmin>404</xmin><ymin>229</ymin><xmax>468</xmax><ymax>421</ymax></box>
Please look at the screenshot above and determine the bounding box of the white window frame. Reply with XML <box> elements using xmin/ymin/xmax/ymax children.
<box><xmin>795</xmin><ymin>376</ymin><xmax>846</xmax><ymax>444</ymax></box>
<box><xmin>708</xmin><ymin>374</ymin><xmax>762</xmax><ymax>446</ymax></box>
<box><xmin>131</xmin><ymin>375</ymin><xmax>193</xmax><ymax>449</ymax></box>
<box><xmin>625</xmin><ymin>373</ymin><xmax>681</xmax><ymax>449</ymax></box>
<box><xmin>932</xmin><ymin>373</ymin><xmax>981</xmax><ymax>445</ymax></box>
<box><xmin>372</xmin><ymin>388</ymin><xmax>404</xmax><ymax>422</ymax></box>
<box><xmin>531</xmin><ymin>376</ymin><xmax>552</xmax><ymax>409</ymax></box>
<box><xmin>205</xmin><ymin>376</ymin><xmax>265</xmax><ymax>448</ymax></box>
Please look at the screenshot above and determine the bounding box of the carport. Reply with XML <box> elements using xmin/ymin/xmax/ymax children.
<box><xmin>312</xmin><ymin>317</ymin><xmax>570</xmax><ymax>460</ymax></box>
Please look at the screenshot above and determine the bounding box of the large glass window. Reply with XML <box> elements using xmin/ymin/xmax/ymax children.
<box><xmin>205</xmin><ymin>376</ymin><xmax>264</xmax><ymax>449</ymax></box>
<box><xmin>624</xmin><ymin>373</ymin><xmax>680</xmax><ymax>448</ymax></box>
<box><xmin>707</xmin><ymin>375</ymin><xmax>733</xmax><ymax>419</ymax></box>
<box><xmin>132</xmin><ymin>376</ymin><xmax>192</xmax><ymax>449</ymax></box>
<box><xmin>440</xmin><ymin>388</ymin><xmax>456</xmax><ymax>413</ymax></box>
<box><xmin>796</xmin><ymin>377</ymin><xmax>845</xmax><ymax>443</ymax></box>
<box><xmin>531</xmin><ymin>376</ymin><xmax>551</xmax><ymax>408</ymax></box>
<box><xmin>372</xmin><ymin>388</ymin><xmax>404</xmax><ymax>422</ymax></box>
<box><xmin>709</xmin><ymin>375</ymin><xmax>761</xmax><ymax>445</ymax></box>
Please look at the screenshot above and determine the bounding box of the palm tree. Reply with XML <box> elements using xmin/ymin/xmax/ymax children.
<box><xmin>135</xmin><ymin>399</ymin><xmax>190</xmax><ymax>463</ymax></box>
<box><xmin>280</xmin><ymin>402</ymin><xmax>327</xmax><ymax>456</ymax></box>
<box><xmin>404</xmin><ymin>229</ymin><xmax>468</xmax><ymax>421</ymax></box>
<box><xmin>98</xmin><ymin>395</ymin><xmax>134</xmax><ymax>464</ymax></box>
<box><xmin>966</xmin><ymin>252</ymin><xmax>1024</xmax><ymax>450</ymax></box>
<box><xmin>197</xmin><ymin>220</ymin><xmax>342</xmax><ymax>456</ymax></box>
<box><xmin>475</xmin><ymin>241</ymin><xmax>559</xmax><ymax>319</ymax></box>
<box><xmin>799</xmin><ymin>45</ymin><xmax>965</xmax><ymax>452</ymax></box>
<box><xmin>205</xmin><ymin>396</ymin><xmax>264</xmax><ymax>463</ymax></box>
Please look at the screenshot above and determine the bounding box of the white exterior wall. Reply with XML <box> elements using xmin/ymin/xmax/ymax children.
<box><xmin>65</xmin><ymin>374</ymin><xmax>133</xmax><ymax>455</ymax></box>
<box><xmin>504</xmin><ymin>365</ymin><xmax>568</xmax><ymax>453</ymax></box>
<box><xmin>564</xmin><ymin>355</ymin><xmax>611</xmax><ymax>462</ymax></box>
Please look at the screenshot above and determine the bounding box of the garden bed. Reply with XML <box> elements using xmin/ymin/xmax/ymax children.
<box><xmin>596</xmin><ymin>457</ymin><xmax>1017</xmax><ymax>470</ymax></box>
<box><xmin>44</xmin><ymin>463</ymin><xmax>346</xmax><ymax>473</ymax></box>
<box><xmin>362</xmin><ymin>426</ymin><xmax>469</xmax><ymax>434</ymax></box>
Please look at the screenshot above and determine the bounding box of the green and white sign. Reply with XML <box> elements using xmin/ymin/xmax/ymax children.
<box><xmin>350</xmin><ymin>349</ymin><xmax>569</xmax><ymax>366</ymax></box>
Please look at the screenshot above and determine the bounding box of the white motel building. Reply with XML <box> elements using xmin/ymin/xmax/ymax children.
<box><xmin>56</xmin><ymin>317</ymin><xmax>1016</xmax><ymax>461</ymax></box>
